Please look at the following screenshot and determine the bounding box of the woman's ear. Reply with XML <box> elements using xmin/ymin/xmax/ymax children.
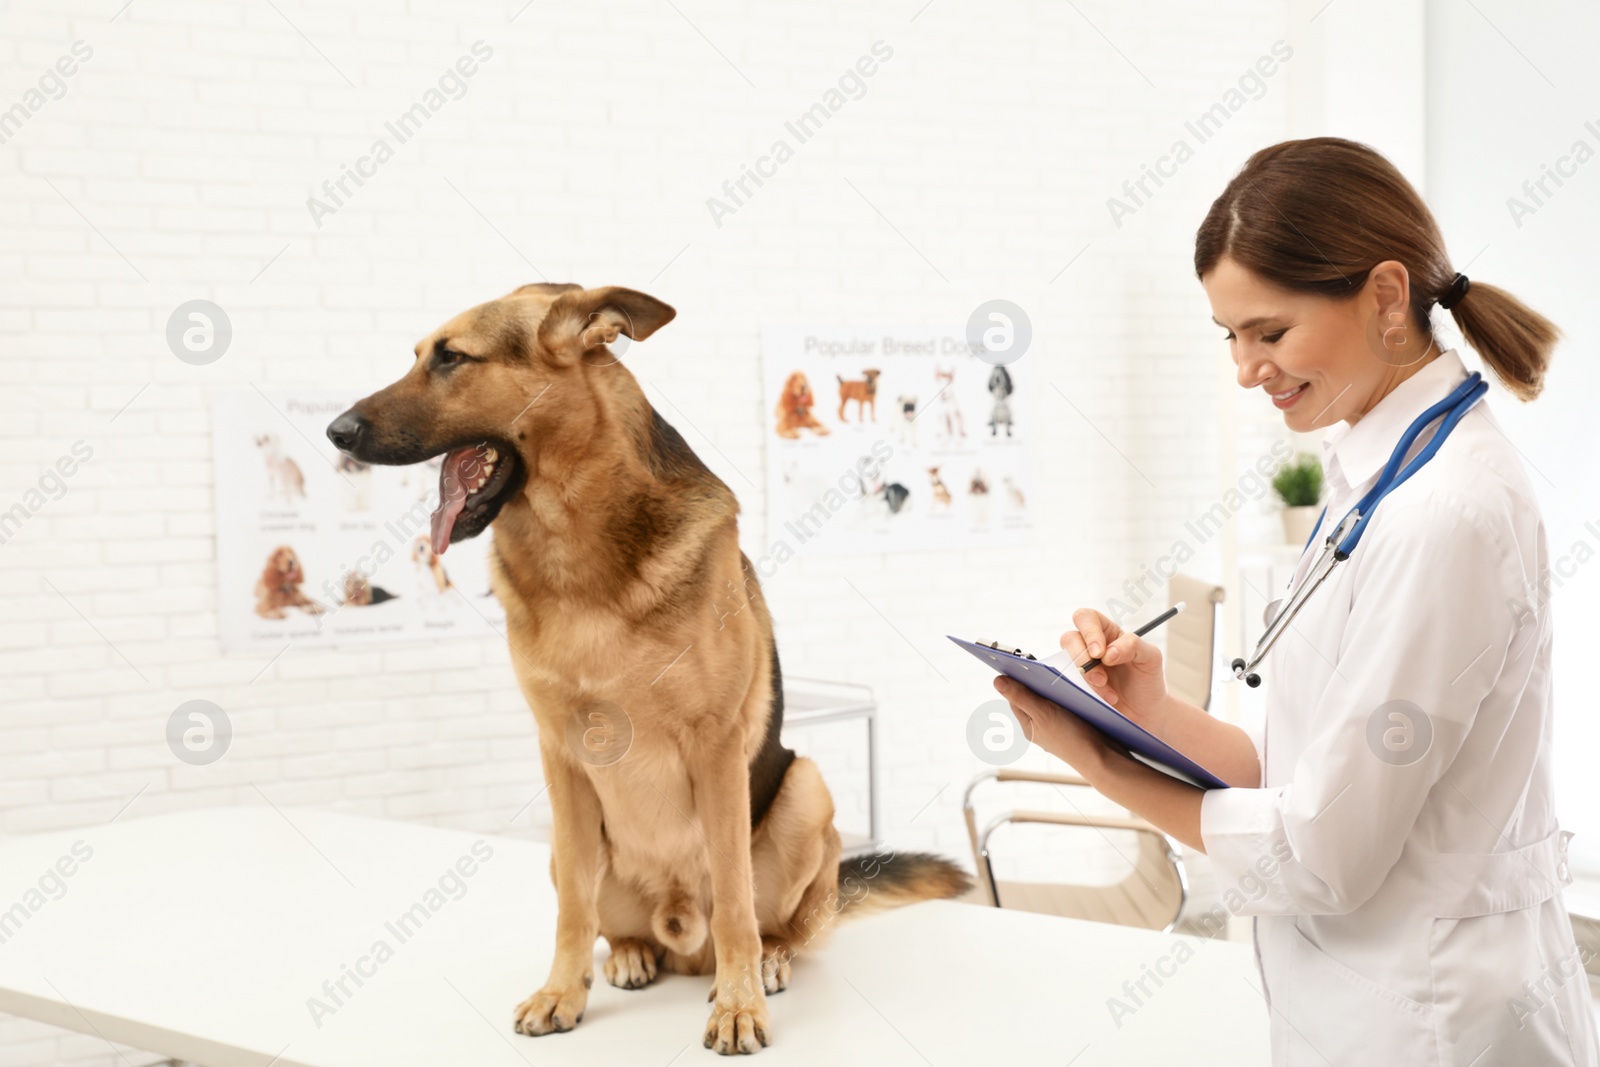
<box><xmin>1367</xmin><ymin>259</ymin><xmax>1413</xmax><ymax>328</ymax></box>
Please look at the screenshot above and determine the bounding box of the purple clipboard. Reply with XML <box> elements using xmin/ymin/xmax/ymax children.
<box><xmin>948</xmin><ymin>635</ymin><xmax>1230</xmax><ymax>790</ymax></box>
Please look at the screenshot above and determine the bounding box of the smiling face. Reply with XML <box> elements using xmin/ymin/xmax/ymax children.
<box><xmin>326</xmin><ymin>283</ymin><xmax>675</xmax><ymax>554</ymax></box>
<box><xmin>1202</xmin><ymin>255</ymin><xmax>1433</xmax><ymax>432</ymax></box>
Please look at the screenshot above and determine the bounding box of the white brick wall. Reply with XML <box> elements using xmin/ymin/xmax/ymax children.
<box><xmin>0</xmin><ymin>0</ymin><xmax>1292</xmax><ymax>1061</ymax></box>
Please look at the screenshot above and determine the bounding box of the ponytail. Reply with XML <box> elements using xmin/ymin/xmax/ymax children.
<box><xmin>1441</xmin><ymin>280</ymin><xmax>1559</xmax><ymax>402</ymax></box>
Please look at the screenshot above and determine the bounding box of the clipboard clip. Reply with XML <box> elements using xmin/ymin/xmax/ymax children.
<box><xmin>983</xmin><ymin>639</ymin><xmax>1036</xmax><ymax>660</ymax></box>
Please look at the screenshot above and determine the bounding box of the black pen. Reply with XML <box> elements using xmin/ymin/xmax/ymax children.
<box><xmin>1078</xmin><ymin>602</ymin><xmax>1184</xmax><ymax>674</ymax></box>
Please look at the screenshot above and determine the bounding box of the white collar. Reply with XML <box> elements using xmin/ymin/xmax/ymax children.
<box><xmin>1320</xmin><ymin>348</ymin><xmax>1470</xmax><ymax>493</ymax></box>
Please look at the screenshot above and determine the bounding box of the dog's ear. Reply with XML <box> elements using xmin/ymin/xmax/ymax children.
<box><xmin>536</xmin><ymin>286</ymin><xmax>677</xmax><ymax>366</ymax></box>
<box><xmin>505</xmin><ymin>282</ymin><xmax>583</xmax><ymax>300</ymax></box>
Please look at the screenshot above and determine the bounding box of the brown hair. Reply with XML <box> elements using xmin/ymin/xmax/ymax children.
<box><xmin>1194</xmin><ymin>137</ymin><xmax>1558</xmax><ymax>401</ymax></box>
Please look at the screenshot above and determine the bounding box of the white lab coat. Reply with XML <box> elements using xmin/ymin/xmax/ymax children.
<box><xmin>1201</xmin><ymin>349</ymin><xmax>1600</xmax><ymax>1066</ymax></box>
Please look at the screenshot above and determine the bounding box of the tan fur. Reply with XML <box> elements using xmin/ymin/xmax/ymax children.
<box><xmin>927</xmin><ymin>466</ymin><xmax>952</xmax><ymax>511</ymax></box>
<box><xmin>836</xmin><ymin>369</ymin><xmax>881</xmax><ymax>422</ymax></box>
<box><xmin>343</xmin><ymin>572</ymin><xmax>373</xmax><ymax>606</ymax></box>
<box><xmin>773</xmin><ymin>371</ymin><xmax>831</xmax><ymax>439</ymax></box>
<box><xmin>334</xmin><ymin>284</ymin><xmax>970</xmax><ymax>1055</ymax></box>
<box><xmin>252</xmin><ymin>546</ymin><xmax>323</xmax><ymax>619</ymax></box>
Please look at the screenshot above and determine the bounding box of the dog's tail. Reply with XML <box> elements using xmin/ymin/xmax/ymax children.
<box><xmin>833</xmin><ymin>851</ymin><xmax>973</xmax><ymax>921</ymax></box>
<box><xmin>777</xmin><ymin>851</ymin><xmax>971</xmax><ymax>953</ymax></box>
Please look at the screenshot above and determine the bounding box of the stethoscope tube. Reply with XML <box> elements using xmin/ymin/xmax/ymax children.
<box><xmin>1230</xmin><ymin>372</ymin><xmax>1488</xmax><ymax>688</ymax></box>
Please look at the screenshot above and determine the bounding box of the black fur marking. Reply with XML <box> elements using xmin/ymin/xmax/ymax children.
<box><xmin>643</xmin><ymin>406</ymin><xmax>716</xmax><ymax>484</ymax></box>
<box><xmin>748</xmin><ymin>637</ymin><xmax>795</xmax><ymax>828</ymax></box>
<box><xmin>838</xmin><ymin>851</ymin><xmax>974</xmax><ymax>901</ymax></box>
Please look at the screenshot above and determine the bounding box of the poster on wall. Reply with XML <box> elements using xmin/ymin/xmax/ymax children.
<box><xmin>761</xmin><ymin>325</ymin><xmax>1034</xmax><ymax>557</ymax></box>
<box><xmin>211</xmin><ymin>388</ymin><xmax>505</xmax><ymax>653</ymax></box>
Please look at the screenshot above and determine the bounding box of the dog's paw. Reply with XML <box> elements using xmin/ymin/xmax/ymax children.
<box><xmin>604</xmin><ymin>938</ymin><xmax>660</xmax><ymax>990</ymax></box>
<box><xmin>703</xmin><ymin>993</ymin><xmax>770</xmax><ymax>1056</ymax></box>
<box><xmin>759</xmin><ymin>937</ymin><xmax>793</xmax><ymax>995</ymax></box>
<box><xmin>704</xmin><ymin>968</ymin><xmax>771</xmax><ymax>1057</ymax></box>
<box><xmin>512</xmin><ymin>983</ymin><xmax>587</xmax><ymax>1037</ymax></box>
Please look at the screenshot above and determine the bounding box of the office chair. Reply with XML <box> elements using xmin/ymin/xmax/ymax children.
<box><xmin>962</xmin><ymin>768</ymin><xmax>1189</xmax><ymax>931</ymax></box>
<box><xmin>1164</xmin><ymin>573</ymin><xmax>1226</xmax><ymax>712</ymax></box>
<box><xmin>958</xmin><ymin>574</ymin><xmax>1225</xmax><ymax>932</ymax></box>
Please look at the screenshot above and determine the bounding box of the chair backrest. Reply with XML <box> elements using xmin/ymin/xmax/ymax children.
<box><xmin>962</xmin><ymin>770</ymin><xmax>1191</xmax><ymax>932</ymax></box>
<box><xmin>988</xmin><ymin>829</ymin><xmax>1185</xmax><ymax>931</ymax></box>
<box><xmin>1164</xmin><ymin>574</ymin><xmax>1225</xmax><ymax>712</ymax></box>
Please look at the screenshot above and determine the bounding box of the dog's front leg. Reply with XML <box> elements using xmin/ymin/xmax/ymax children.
<box><xmin>690</xmin><ymin>736</ymin><xmax>769</xmax><ymax>1055</ymax></box>
<box><xmin>514</xmin><ymin>740</ymin><xmax>602</xmax><ymax>1037</ymax></box>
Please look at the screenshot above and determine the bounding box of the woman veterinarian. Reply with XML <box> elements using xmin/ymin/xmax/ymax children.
<box><xmin>996</xmin><ymin>138</ymin><xmax>1600</xmax><ymax>1066</ymax></box>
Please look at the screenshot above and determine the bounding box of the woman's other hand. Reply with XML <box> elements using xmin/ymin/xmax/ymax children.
<box><xmin>1062</xmin><ymin>607</ymin><xmax>1172</xmax><ymax>738</ymax></box>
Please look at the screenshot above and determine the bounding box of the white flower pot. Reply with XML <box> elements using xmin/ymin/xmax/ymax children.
<box><xmin>1281</xmin><ymin>505</ymin><xmax>1320</xmax><ymax>547</ymax></box>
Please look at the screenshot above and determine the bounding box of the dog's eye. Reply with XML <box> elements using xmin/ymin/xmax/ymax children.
<box><xmin>435</xmin><ymin>348</ymin><xmax>482</xmax><ymax>371</ymax></box>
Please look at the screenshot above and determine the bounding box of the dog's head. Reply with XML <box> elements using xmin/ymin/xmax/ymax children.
<box><xmin>783</xmin><ymin>372</ymin><xmax>813</xmax><ymax>406</ymax></box>
<box><xmin>327</xmin><ymin>283</ymin><xmax>675</xmax><ymax>554</ymax></box>
<box><xmin>343</xmin><ymin>571</ymin><xmax>371</xmax><ymax>605</ymax></box>
<box><xmin>266</xmin><ymin>546</ymin><xmax>303</xmax><ymax>585</ymax></box>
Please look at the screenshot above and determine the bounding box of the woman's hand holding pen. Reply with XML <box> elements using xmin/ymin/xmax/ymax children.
<box><xmin>1061</xmin><ymin>607</ymin><xmax>1172</xmax><ymax>740</ymax></box>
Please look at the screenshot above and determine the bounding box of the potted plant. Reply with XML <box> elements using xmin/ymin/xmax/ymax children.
<box><xmin>1272</xmin><ymin>451</ymin><xmax>1324</xmax><ymax>545</ymax></box>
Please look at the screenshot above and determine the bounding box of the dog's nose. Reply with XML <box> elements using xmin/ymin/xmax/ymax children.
<box><xmin>326</xmin><ymin>411</ymin><xmax>368</xmax><ymax>453</ymax></box>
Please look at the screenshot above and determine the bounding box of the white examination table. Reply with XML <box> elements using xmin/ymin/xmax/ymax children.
<box><xmin>0</xmin><ymin>808</ymin><xmax>1267</xmax><ymax>1065</ymax></box>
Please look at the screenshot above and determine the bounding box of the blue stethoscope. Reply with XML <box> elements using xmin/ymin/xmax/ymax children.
<box><xmin>1230</xmin><ymin>371</ymin><xmax>1488</xmax><ymax>687</ymax></box>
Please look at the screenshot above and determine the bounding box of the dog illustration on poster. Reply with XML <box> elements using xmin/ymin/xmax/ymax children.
<box><xmin>255</xmin><ymin>434</ymin><xmax>306</xmax><ymax>502</ymax></box>
<box><xmin>927</xmin><ymin>467</ymin><xmax>953</xmax><ymax>513</ymax></box>
<box><xmin>342</xmin><ymin>571</ymin><xmax>397</xmax><ymax>607</ymax></box>
<box><xmin>253</xmin><ymin>546</ymin><xmax>324</xmax><ymax>619</ymax></box>
<box><xmin>893</xmin><ymin>395</ymin><xmax>917</xmax><ymax>448</ymax></box>
<box><xmin>411</xmin><ymin>535</ymin><xmax>453</xmax><ymax>601</ymax></box>
<box><xmin>932</xmin><ymin>366</ymin><xmax>965</xmax><ymax>440</ymax></box>
<box><xmin>988</xmin><ymin>365</ymin><xmax>1015</xmax><ymax>437</ymax></box>
<box><xmin>774</xmin><ymin>371</ymin><xmax>831</xmax><ymax>439</ymax></box>
<box><xmin>1004</xmin><ymin>476</ymin><xmax>1026</xmax><ymax>512</ymax></box>
<box><xmin>836</xmin><ymin>369</ymin><xmax>880</xmax><ymax>423</ymax></box>
<box><xmin>968</xmin><ymin>467</ymin><xmax>990</xmax><ymax>524</ymax></box>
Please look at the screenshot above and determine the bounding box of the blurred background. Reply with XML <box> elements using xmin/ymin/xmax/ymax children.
<box><xmin>3</xmin><ymin>0</ymin><xmax>1598</xmax><ymax>1061</ymax></box>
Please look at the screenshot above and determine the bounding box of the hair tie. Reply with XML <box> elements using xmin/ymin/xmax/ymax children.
<box><xmin>1438</xmin><ymin>273</ymin><xmax>1471</xmax><ymax>310</ymax></box>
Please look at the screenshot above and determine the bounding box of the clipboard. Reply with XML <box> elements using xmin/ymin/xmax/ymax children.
<box><xmin>948</xmin><ymin>635</ymin><xmax>1230</xmax><ymax>790</ymax></box>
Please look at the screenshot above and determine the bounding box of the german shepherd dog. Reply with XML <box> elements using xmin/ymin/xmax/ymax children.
<box><xmin>327</xmin><ymin>284</ymin><xmax>969</xmax><ymax>1055</ymax></box>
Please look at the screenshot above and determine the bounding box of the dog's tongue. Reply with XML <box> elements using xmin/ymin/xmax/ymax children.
<box><xmin>429</xmin><ymin>447</ymin><xmax>480</xmax><ymax>556</ymax></box>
